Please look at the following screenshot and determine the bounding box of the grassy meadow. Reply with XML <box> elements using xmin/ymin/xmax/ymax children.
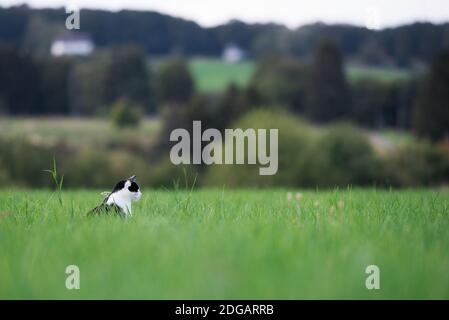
<box><xmin>346</xmin><ymin>65</ymin><xmax>413</xmax><ymax>83</ymax></box>
<box><xmin>0</xmin><ymin>117</ymin><xmax>414</xmax><ymax>156</ymax></box>
<box><xmin>0</xmin><ymin>117</ymin><xmax>161</xmax><ymax>148</ymax></box>
<box><xmin>189</xmin><ymin>59</ymin><xmax>256</xmax><ymax>92</ymax></box>
<box><xmin>1</xmin><ymin>188</ymin><xmax>448</xmax><ymax>299</ymax></box>
<box><xmin>186</xmin><ymin>59</ymin><xmax>413</xmax><ymax>92</ymax></box>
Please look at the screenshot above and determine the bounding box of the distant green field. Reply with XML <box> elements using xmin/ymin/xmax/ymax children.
<box><xmin>0</xmin><ymin>118</ymin><xmax>413</xmax><ymax>156</ymax></box>
<box><xmin>189</xmin><ymin>59</ymin><xmax>255</xmax><ymax>92</ymax></box>
<box><xmin>1</xmin><ymin>189</ymin><xmax>448</xmax><ymax>299</ymax></box>
<box><xmin>347</xmin><ymin>66</ymin><xmax>412</xmax><ymax>83</ymax></box>
<box><xmin>188</xmin><ymin>59</ymin><xmax>413</xmax><ymax>92</ymax></box>
<box><xmin>0</xmin><ymin>117</ymin><xmax>161</xmax><ymax>148</ymax></box>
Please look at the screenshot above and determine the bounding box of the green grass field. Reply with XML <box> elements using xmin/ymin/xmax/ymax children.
<box><xmin>1</xmin><ymin>189</ymin><xmax>448</xmax><ymax>299</ymax></box>
<box><xmin>187</xmin><ymin>59</ymin><xmax>413</xmax><ymax>92</ymax></box>
<box><xmin>0</xmin><ymin>117</ymin><xmax>161</xmax><ymax>148</ymax></box>
<box><xmin>153</xmin><ymin>58</ymin><xmax>414</xmax><ymax>92</ymax></box>
<box><xmin>347</xmin><ymin>65</ymin><xmax>412</xmax><ymax>83</ymax></box>
<box><xmin>189</xmin><ymin>59</ymin><xmax>255</xmax><ymax>92</ymax></box>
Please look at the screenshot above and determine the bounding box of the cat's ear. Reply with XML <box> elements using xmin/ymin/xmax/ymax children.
<box><xmin>128</xmin><ymin>175</ymin><xmax>136</xmax><ymax>182</ymax></box>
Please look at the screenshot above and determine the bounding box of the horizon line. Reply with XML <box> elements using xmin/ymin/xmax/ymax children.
<box><xmin>2</xmin><ymin>3</ymin><xmax>449</xmax><ymax>31</ymax></box>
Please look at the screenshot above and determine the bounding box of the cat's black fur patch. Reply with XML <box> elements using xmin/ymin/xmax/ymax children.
<box><xmin>128</xmin><ymin>182</ymin><xmax>139</xmax><ymax>192</ymax></box>
<box><xmin>111</xmin><ymin>180</ymin><xmax>126</xmax><ymax>193</ymax></box>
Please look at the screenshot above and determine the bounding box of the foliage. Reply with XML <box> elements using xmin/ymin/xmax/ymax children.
<box><xmin>205</xmin><ymin>111</ymin><xmax>385</xmax><ymax>188</ymax></box>
<box><xmin>386</xmin><ymin>141</ymin><xmax>449</xmax><ymax>187</ymax></box>
<box><xmin>43</xmin><ymin>157</ymin><xmax>64</xmax><ymax>206</ymax></box>
<box><xmin>215</xmin><ymin>84</ymin><xmax>252</xmax><ymax>129</ymax></box>
<box><xmin>414</xmin><ymin>50</ymin><xmax>449</xmax><ymax>141</ymax></box>
<box><xmin>155</xmin><ymin>58</ymin><xmax>195</xmax><ymax>105</ymax></box>
<box><xmin>311</xmin><ymin>123</ymin><xmax>384</xmax><ymax>187</ymax></box>
<box><xmin>104</xmin><ymin>46</ymin><xmax>153</xmax><ymax>111</ymax></box>
<box><xmin>350</xmin><ymin>79</ymin><xmax>418</xmax><ymax>129</ymax></box>
<box><xmin>110</xmin><ymin>99</ymin><xmax>142</xmax><ymax>128</ymax></box>
<box><xmin>0</xmin><ymin>138</ymin><xmax>54</xmax><ymax>187</ymax></box>
<box><xmin>71</xmin><ymin>47</ymin><xmax>153</xmax><ymax>116</ymax></box>
<box><xmin>306</xmin><ymin>39</ymin><xmax>351</xmax><ymax>122</ymax></box>
<box><xmin>37</xmin><ymin>57</ymin><xmax>72</xmax><ymax>114</ymax></box>
<box><xmin>205</xmin><ymin>108</ymin><xmax>318</xmax><ymax>187</ymax></box>
<box><xmin>250</xmin><ymin>57</ymin><xmax>309</xmax><ymax>113</ymax></box>
<box><xmin>62</xmin><ymin>148</ymin><xmax>151</xmax><ymax>189</ymax></box>
<box><xmin>2</xmin><ymin>6</ymin><xmax>448</xmax><ymax>66</ymax></box>
<box><xmin>69</xmin><ymin>51</ymin><xmax>111</xmax><ymax>115</ymax></box>
<box><xmin>157</xmin><ymin>84</ymin><xmax>251</xmax><ymax>154</ymax></box>
<box><xmin>0</xmin><ymin>117</ymin><xmax>448</xmax><ymax>189</ymax></box>
<box><xmin>0</xmin><ymin>45</ymin><xmax>40</xmax><ymax>114</ymax></box>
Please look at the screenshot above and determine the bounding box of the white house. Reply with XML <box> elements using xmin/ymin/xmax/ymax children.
<box><xmin>222</xmin><ymin>43</ymin><xmax>245</xmax><ymax>63</ymax></box>
<box><xmin>50</xmin><ymin>33</ymin><xmax>94</xmax><ymax>57</ymax></box>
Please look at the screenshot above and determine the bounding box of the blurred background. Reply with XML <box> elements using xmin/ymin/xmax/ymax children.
<box><xmin>0</xmin><ymin>1</ymin><xmax>448</xmax><ymax>189</ymax></box>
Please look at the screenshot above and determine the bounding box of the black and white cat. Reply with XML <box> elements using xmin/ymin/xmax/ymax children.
<box><xmin>89</xmin><ymin>175</ymin><xmax>142</xmax><ymax>217</ymax></box>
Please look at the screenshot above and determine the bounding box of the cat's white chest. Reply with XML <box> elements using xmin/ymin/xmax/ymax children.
<box><xmin>106</xmin><ymin>192</ymin><xmax>132</xmax><ymax>215</ymax></box>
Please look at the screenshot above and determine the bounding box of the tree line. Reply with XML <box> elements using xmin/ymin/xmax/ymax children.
<box><xmin>1</xmin><ymin>5</ymin><xmax>449</xmax><ymax>66</ymax></box>
<box><xmin>1</xmin><ymin>38</ymin><xmax>448</xmax><ymax>141</ymax></box>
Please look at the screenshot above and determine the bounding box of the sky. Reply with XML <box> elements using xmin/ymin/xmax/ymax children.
<box><xmin>2</xmin><ymin>0</ymin><xmax>449</xmax><ymax>29</ymax></box>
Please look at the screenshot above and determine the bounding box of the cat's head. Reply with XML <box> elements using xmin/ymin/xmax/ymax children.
<box><xmin>111</xmin><ymin>175</ymin><xmax>142</xmax><ymax>202</ymax></box>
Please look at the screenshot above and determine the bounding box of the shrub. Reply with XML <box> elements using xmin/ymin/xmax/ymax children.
<box><xmin>62</xmin><ymin>148</ymin><xmax>153</xmax><ymax>189</ymax></box>
<box><xmin>204</xmin><ymin>115</ymin><xmax>386</xmax><ymax>188</ymax></box>
<box><xmin>0</xmin><ymin>160</ymin><xmax>9</xmax><ymax>186</ymax></box>
<box><xmin>204</xmin><ymin>108</ymin><xmax>318</xmax><ymax>187</ymax></box>
<box><xmin>147</xmin><ymin>157</ymin><xmax>200</xmax><ymax>189</ymax></box>
<box><xmin>311</xmin><ymin>122</ymin><xmax>385</xmax><ymax>187</ymax></box>
<box><xmin>110</xmin><ymin>99</ymin><xmax>142</xmax><ymax>128</ymax></box>
<box><xmin>0</xmin><ymin>138</ymin><xmax>54</xmax><ymax>187</ymax></box>
<box><xmin>386</xmin><ymin>141</ymin><xmax>449</xmax><ymax>187</ymax></box>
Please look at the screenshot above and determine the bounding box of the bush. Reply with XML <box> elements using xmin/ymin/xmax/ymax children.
<box><xmin>310</xmin><ymin>122</ymin><xmax>385</xmax><ymax>187</ymax></box>
<box><xmin>0</xmin><ymin>138</ymin><xmax>54</xmax><ymax>187</ymax></box>
<box><xmin>147</xmin><ymin>157</ymin><xmax>200</xmax><ymax>189</ymax></box>
<box><xmin>110</xmin><ymin>99</ymin><xmax>142</xmax><ymax>128</ymax></box>
<box><xmin>0</xmin><ymin>160</ymin><xmax>9</xmax><ymax>186</ymax></box>
<box><xmin>204</xmin><ymin>113</ymin><xmax>385</xmax><ymax>188</ymax></box>
<box><xmin>204</xmin><ymin>108</ymin><xmax>318</xmax><ymax>187</ymax></box>
<box><xmin>0</xmin><ymin>137</ymin><xmax>155</xmax><ymax>189</ymax></box>
<box><xmin>386</xmin><ymin>141</ymin><xmax>449</xmax><ymax>187</ymax></box>
<box><xmin>62</xmin><ymin>148</ymin><xmax>152</xmax><ymax>189</ymax></box>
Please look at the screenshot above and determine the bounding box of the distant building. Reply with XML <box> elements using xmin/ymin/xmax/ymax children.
<box><xmin>50</xmin><ymin>33</ymin><xmax>94</xmax><ymax>57</ymax></box>
<box><xmin>222</xmin><ymin>43</ymin><xmax>245</xmax><ymax>63</ymax></box>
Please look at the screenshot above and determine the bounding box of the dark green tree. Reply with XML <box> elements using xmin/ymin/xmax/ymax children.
<box><xmin>68</xmin><ymin>51</ymin><xmax>111</xmax><ymax>115</ymax></box>
<box><xmin>155</xmin><ymin>58</ymin><xmax>194</xmax><ymax>106</ymax></box>
<box><xmin>215</xmin><ymin>83</ymin><xmax>250</xmax><ymax>129</ymax></box>
<box><xmin>110</xmin><ymin>98</ymin><xmax>142</xmax><ymax>128</ymax></box>
<box><xmin>0</xmin><ymin>45</ymin><xmax>40</xmax><ymax>114</ymax></box>
<box><xmin>306</xmin><ymin>39</ymin><xmax>351</xmax><ymax>122</ymax></box>
<box><xmin>414</xmin><ymin>51</ymin><xmax>449</xmax><ymax>141</ymax></box>
<box><xmin>250</xmin><ymin>57</ymin><xmax>309</xmax><ymax>113</ymax></box>
<box><xmin>38</xmin><ymin>57</ymin><xmax>72</xmax><ymax>114</ymax></box>
<box><xmin>105</xmin><ymin>46</ymin><xmax>153</xmax><ymax>113</ymax></box>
